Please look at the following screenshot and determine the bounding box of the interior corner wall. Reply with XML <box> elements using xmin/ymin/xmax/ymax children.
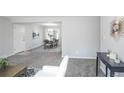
<box><xmin>0</xmin><ymin>17</ymin><xmax>13</xmax><ymax>58</ymax></box>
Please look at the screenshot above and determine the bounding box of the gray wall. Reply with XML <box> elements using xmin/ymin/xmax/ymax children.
<box><xmin>100</xmin><ymin>16</ymin><xmax>124</xmax><ymax>76</ymax></box>
<box><xmin>0</xmin><ymin>17</ymin><xmax>13</xmax><ymax>58</ymax></box>
<box><xmin>100</xmin><ymin>16</ymin><xmax>124</xmax><ymax>61</ymax></box>
<box><xmin>10</xmin><ymin>16</ymin><xmax>100</xmax><ymax>58</ymax></box>
<box><xmin>62</xmin><ymin>17</ymin><xmax>100</xmax><ymax>58</ymax></box>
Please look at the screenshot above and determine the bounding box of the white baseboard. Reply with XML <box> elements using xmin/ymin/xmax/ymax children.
<box><xmin>0</xmin><ymin>52</ymin><xmax>16</xmax><ymax>58</ymax></box>
<box><xmin>25</xmin><ymin>44</ymin><xmax>42</xmax><ymax>51</ymax></box>
<box><xmin>0</xmin><ymin>44</ymin><xmax>43</xmax><ymax>58</ymax></box>
<box><xmin>62</xmin><ymin>55</ymin><xmax>96</xmax><ymax>59</ymax></box>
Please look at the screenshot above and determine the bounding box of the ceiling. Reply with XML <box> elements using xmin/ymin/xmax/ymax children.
<box><xmin>4</xmin><ymin>16</ymin><xmax>61</xmax><ymax>27</ymax></box>
<box><xmin>5</xmin><ymin>16</ymin><xmax>62</xmax><ymax>25</ymax></box>
<box><xmin>5</xmin><ymin>16</ymin><xmax>61</xmax><ymax>20</ymax></box>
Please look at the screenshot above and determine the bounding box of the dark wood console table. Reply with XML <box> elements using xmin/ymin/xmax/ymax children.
<box><xmin>96</xmin><ymin>52</ymin><xmax>124</xmax><ymax>77</ymax></box>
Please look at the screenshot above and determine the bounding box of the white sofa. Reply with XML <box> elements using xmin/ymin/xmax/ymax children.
<box><xmin>34</xmin><ymin>56</ymin><xmax>69</xmax><ymax>77</ymax></box>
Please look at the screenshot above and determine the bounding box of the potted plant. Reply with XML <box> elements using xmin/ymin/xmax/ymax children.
<box><xmin>0</xmin><ymin>58</ymin><xmax>8</xmax><ymax>70</ymax></box>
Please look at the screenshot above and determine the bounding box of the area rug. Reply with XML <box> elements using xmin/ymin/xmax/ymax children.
<box><xmin>18</xmin><ymin>67</ymin><xmax>42</xmax><ymax>77</ymax></box>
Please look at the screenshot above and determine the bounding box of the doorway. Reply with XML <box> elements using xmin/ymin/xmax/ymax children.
<box><xmin>13</xmin><ymin>24</ymin><xmax>26</xmax><ymax>54</ymax></box>
<box><xmin>13</xmin><ymin>22</ymin><xmax>62</xmax><ymax>55</ymax></box>
<box><xmin>9</xmin><ymin>22</ymin><xmax>62</xmax><ymax>68</ymax></box>
<box><xmin>40</xmin><ymin>22</ymin><xmax>62</xmax><ymax>53</ymax></box>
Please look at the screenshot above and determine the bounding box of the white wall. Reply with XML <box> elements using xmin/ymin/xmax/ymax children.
<box><xmin>10</xmin><ymin>16</ymin><xmax>100</xmax><ymax>58</ymax></box>
<box><xmin>0</xmin><ymin>17</ymin><xmax>13</xmax><ymax>58</ymax></box>
<box><xmin>100</xmin><ymin>16</ymin><xmax>124</xmax><ymax>61</ymax></box>
<box><xmin>100</xmin><ymin>16</ymin><xmax>124</xmax><ymax>76</ymax></box>
<box><xmin>13</xmin><ymin>24</ymin><xmax>26</xmax><ymax>53</ymax></box>
<box><xmin>62</xmin><ymin>17</ymin><xmax>100</xmax><ymax>58</ymax></box>
<box><xmin>25</xmin><ymin>23</ymin><xmax>43</xmax><ymax>50</ymax></box>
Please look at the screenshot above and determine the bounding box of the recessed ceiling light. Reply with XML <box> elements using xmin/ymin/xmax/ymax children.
<box><xmin>40</xmin><ymin>23</ymin><xmax>60</xmax><ymax>26</ymax></box>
